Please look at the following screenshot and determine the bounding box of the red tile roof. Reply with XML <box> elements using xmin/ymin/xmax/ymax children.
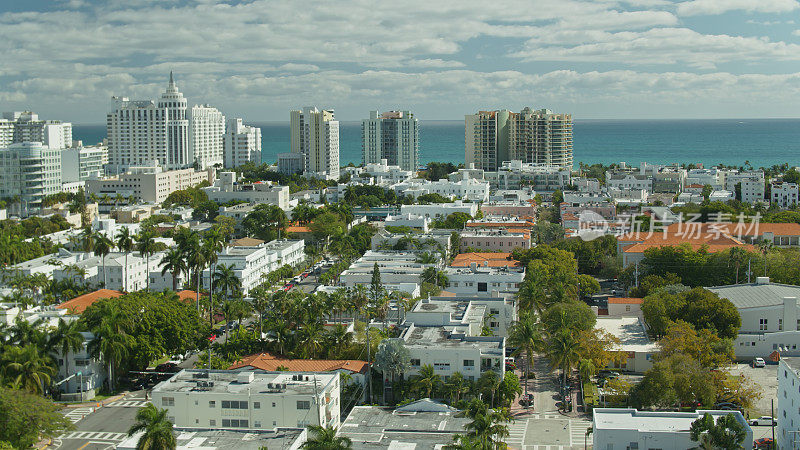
<box><xmin>229</xmin><ymin>353</ymin><xmax>368</xmax><ymax>374</ymax></box>
<box><xmin>451</xmin><ymin>252</ymin><xmax>521</xmax><ymax>268</ymax></box>
<box><xmin>286</xmin><ymin>225</ymin><xmax>312</xmax><ymax>233</ymax></box>
<box><xmin>176</xmin><ymin>290</ymin><xmax>205</xmax><ymax>303</ymax></box>
<box><xmin>57</xmin><ymin>289</ymin><xmax>123</xmax><ymax>314</ymax></box>
<box><xmin>608</xmin><ymin>297</ymin><xmax>643</xmax><ymax>305</ymax></box>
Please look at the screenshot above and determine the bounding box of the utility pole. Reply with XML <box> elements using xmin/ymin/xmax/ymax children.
<box><xmin>747</xmin><ymin>258</ymin><xmax>752</xmax><ymax>284</ymax></box>
<box><xmin>634</xmin><ymin>261</ymin><xmax>639</xmax><ymax>288</ymax></box>
<box><xmin>773</xmin><ymin>398</ymin><xmax>776</xmax><ymax>445</ymax></box>
<box><xmin>366</xmin><ymin>327</ymin><xmax>372</xmax><ymax>403</ymax></box>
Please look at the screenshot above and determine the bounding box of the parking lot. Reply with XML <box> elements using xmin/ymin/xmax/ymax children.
<box><xmin>729</xmin><ymin>362</ymin><xmax>779</xmax><ymax>417</ymax></box>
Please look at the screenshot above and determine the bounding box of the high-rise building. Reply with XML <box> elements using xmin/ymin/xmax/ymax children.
<box><xmin>0</xmin><ymin>142</ymin><xmax>62</xmax><ymax>212</ymax></box>
<box><xmin>289</xmin><ymin>106</ymin><xmax>339</xmax><ymax>180</ymax></box>
<box><xmin>61</xmin><ymin>145</ymin><xmax>109</xmax><ymax>182</ymax></box>
<box><xmin>190</xmin><ymin>105</ymin><xmax>225</xmax><ymax>169</ymax></box>
<box><xmin>465</xmin><ymin>107</ymin><xmax>572</xmax><ymax>171</ymax></box>
<box><xmin>223</xmin><ymin>118</ymin><xmax>261</xmax><ymax>169</ymax></box>
<box><xmin>107</xmin><ymin>73</ymin><xmax>228</xmax><ymax>173</ymax></box>
<box><xmin>0</xmin><ymin>111</ymin><xmax>73</xmax><ymax>149</ymax></box>
<box><xmin>362</xmin><ymin>110</ymin><xmax>419</xmax><ymax>172</ymax></box>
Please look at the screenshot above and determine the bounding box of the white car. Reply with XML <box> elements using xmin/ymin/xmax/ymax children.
<box><xmin>752</xmin><ymin>357</ymin><xmax>766</xmax><ymax>368</ymax></box>
<box><xmin>750</xmin><ymin>416</ymin><xmax>776</xmax><ymax>426</ymax></box>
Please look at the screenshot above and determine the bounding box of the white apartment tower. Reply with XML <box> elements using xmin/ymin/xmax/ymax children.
<box><xmin>465</xmin><ymin>107</ymin><xmax>572</xmax><ymax>171</ymax></box>
<box><xmin>0</xmin><ymin>111</ymin><xmax>72</xmax><ymax>149</ymax></box>
<box><xmin>290</xmin><ymin>107</ymin><xmax>340</xmax><ymax>180</ymax></box>
<box><xmin>0</xmin><ymin>142</ymin><xmax>62</xmax><ymax>212</ymax></box>
<box><xmin>224</xmin><ymin>118</ymin><xmax>262</xmax><ymax>168</ymax></box>
<box><xmin>190</xmin><ymin>105</ymin><xmax>225</xmax><ymax>169</ymax></box>
<box><xmin>362</xmin><ymin>110</ymin><xmax>419</xmax><ymax>172</ymax></box>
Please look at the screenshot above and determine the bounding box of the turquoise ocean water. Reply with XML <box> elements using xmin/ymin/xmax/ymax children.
<box><xmin>73</xmin><ymin>119</ymin><xmax>800</xmax><ymax>168</ymax></box>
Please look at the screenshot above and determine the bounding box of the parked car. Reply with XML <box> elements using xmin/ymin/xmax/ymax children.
<box><xmin>714</xmin><ymin>402</ymin><xmax>741</xmax><ymax>411</ymax></box>
<box><xmin>750</xmin><ymin>416</ymin><xmax>777</xmax><ymax>426</ymax></box>
<box><xmin>752</xmin><ymin>357</ymin><xmax>766</xmax><ymax>368</ymax></box>
<box><xmin>520</xmin><ymin>393</ymin><xmax>534</xmax><ymax>407</ymax></box>
<box><xmin>754</xmin><ymin>437</ymin><xmax>774</xmax><ymax>449</ymax></box>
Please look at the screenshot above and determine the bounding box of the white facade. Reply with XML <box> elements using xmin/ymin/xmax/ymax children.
<box><xmin>0</xmin><ymin>142</ymin><xmax>62</xmax><ymax>212</ymax></box>
<box><xmin>593</xmin><ymin>408</ymin><xmax>752</xmax><ymax>450</ymax></box>
<box><xmin>190</xmin><ymin>105</ymin><xmax>225</xmax><ymax>170</ymax></box>
<box><xmin>595</xmin><ymin>316</ymin><xmax>657</xmax><ymax>373</ymax></box>
<box><xmin>339</xmin><ymin>251</ymin><xmax>440</xmax><ymax>288</ymax></box>
<box><xmin>384</xmin><ymin>213</ymin><xmax>431</xmax><ymax>232</ymax></box>
<box><xmin>445</xmin><ymin>266</ymin><xmax>524</xmax><ymax>296</ymax></box>
<box><xmin>725</xmin><ymin>171</ymin><xmax>766</xmax><ymax>204</ymax></box>
<box><xmin>399</xmin><ymin>201</ymin><xmax>479</xmax><ymax>219</ymax></box>
<box><xmin>85</xmin><ymin>165</ymin><xmax>212</xmax><ymax>204</ymax></box>
<box><xmin>277</xmin><ymin>152</ymin><xmax>306</xmax><ymax>176</ymax></box>
<box><xmin>358</xmin><ymin>159</ymin><xmax>414</xmax><ymax>185</ymax></box>
<box><xmin>54</xmin><ymin>331</ymin><xmax>106</xmax><ymax>397</ymax></box>
<box><xmin>772</xmin><ymin>181</ymin><xmax>799</xmax><ymax>209</ymax></box>
<box><xmin>202</xmin><ymin>240</ymin><xmax>304</xmax><ymax>294</ymax></box>
<box><xmin>61</xmin><ymin>145</ymin><xmax>108</xmax><ymax>182</ymax></box>
<box><xmin>481</xmin><ymin>160</ymin><xmax>572</xmax><ymax>191</ymax></box>
<box><xmin>152</xmin><ymin>370</ymin><xmax>341</xmax><ymax>430</ymax></box>
<box><xmin>606</xmin><ymin>173</ymin><xmax>653</xmax><ymax>192</ymax></box>
<box><xmin>777</xmin><ymin>358</ymin><xmax>800</xmax><ymax>449</ymax></box>
<box><xmin>224</xmin><ymin>118</ymin><xmax>261</xmax><ymax>169</ymax></box>
<box><xmin>203</xmin><ymin>172</ymin><xmax>290</xmax><ymax>210</ymax></box>
<box><xmin>362</xmin><ymin>110</ymin><xmax>419</xmax><ymax>171</ymax></box>
<box><xmin>1</xmin><ymin>111</ymin><xmax>72</xmax><ymax>148</ymax></box>
<box><xmin>458</xmin><ymin>230</ymin><xmax>531</xmax><ymax>252</ymax></box>
<box><xmin>290</xmin><ymin>107</ymin><xmax>340</xmax><ymax>180</ymax></box>
<box><xmin>391</xmin><ymin>178</ymin><xmax>490</xmax><ymax>203</ymax></box>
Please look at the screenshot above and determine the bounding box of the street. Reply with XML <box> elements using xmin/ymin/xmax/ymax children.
<box><xmin>55</xmin><ymin>392</ymin><xmax>148</xmax><ymax>450</ymax></box>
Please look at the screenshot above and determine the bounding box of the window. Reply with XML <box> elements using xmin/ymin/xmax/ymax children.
<box><xmin>254</xmin><ymin>420</ymin><xmax>261</xmax><ymax>428</ymax></box>
<box><xmin>490</xmin><ymin>309</ymin><xmax>499</xmax><ymax>315</ymax></box>
<box><xmin>272</xmin><ymin>402</ymin><xmax>276</xmax><ymax>407</ymax></box>
<box><xmin>222</xmin><ymin>419</ymin><xmax>249</xmax><ymax>428</ymax></box>
<box><xmin>209</xmin><ymin>401</ymin><xmax>215</xmax><ymax>408</ymax></box>
<box><xmin>254</xmin><ymin>402</ymin><xmax>260</xmax><ymax>409</ymax></box>
<box><xmin>490</xmin><ymin>321</ymin><xmax>499</xmax><ymax>328</ymax></box>
<box><xmin>478</xmin><ymin>282</ymin><xmax>488</xmax><ymax>292</ymax></box>
<box><xmin>297</xmin><ymin>400</ymin><xmax>311</xmax><ymax>410</ymax></box>
<box><xmin>464</xmin><ymin>360</ymin><xmax>474</xmax><ymax>367</ymax></box>
<box><xmin>625</xmin><ymin>305</ymin><xmax>631</xmax><ymax>312</ymax></box>
<box><xmin>410</xmin><ymin>359</ymin><xmax>421</xmax><ymax>367</ymax></box>
<box><xmin>210</xmin><ymin>420</ymin><xmax>216</xmax><ymax>426</ymax></box>
<box><xmin>434</xmin><ymin>362</ymin><xmax>451</xmax><ymax>370</ymax></box>
<box><xmin>760</xmin><ymin>318</ymin><xmax>768</xmax><ymax>331</ymax></box>
<box><xmin>162</xmin><ymin>397</ymin><xmax>174</xmax><ymax>407</ymax></box>
<box><xmin>780</xmin><ymin>319</ymin><xmax>784</xmax><ymax>331</ymax></box>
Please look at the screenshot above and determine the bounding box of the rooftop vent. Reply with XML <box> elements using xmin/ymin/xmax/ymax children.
<box><xmin>756</xmin><ymin>277</ymin><xmax>770</xmax><ymax>285</ymax></box>
<box><xmin>237</xmin><ymin>372</ymin><xmax>255</xmax><ymax>384</ymax></box>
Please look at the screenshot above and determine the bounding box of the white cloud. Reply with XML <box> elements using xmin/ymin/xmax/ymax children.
<box><xmin>677</xmin><ymin>0</ymin><xmax>800</xmax><ymax>16</ymax></box>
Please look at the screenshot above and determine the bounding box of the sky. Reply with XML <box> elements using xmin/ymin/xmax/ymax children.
<box><xmin>1</xmin><ymin>0</ymin><xmax>800</xmax><ymax>123</ymax></box>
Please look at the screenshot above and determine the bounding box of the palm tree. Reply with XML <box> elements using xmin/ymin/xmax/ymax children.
<box><xmin>136</xmin><ymin>231</ymin><xmax>159</xmax><ymax>290</ymax></box>
<box><xmin>298</xmin><ymin>322</ymin><xmax>324</xmax><ymax>358</ymax></box>
<box><xmin>160</xmin><ymin>248</ymin><xmax>187</xmax><ymax>292</ymax></box>
<box><xmin>47</xmin><ymin>319</ymin><xmax>84</xmax><ymax>393</ymax></box>
<box><xmin>213</xmin><ymin>264</ymin><xmax>241</xmax><ymax>303</ymax></box>
<box><xmin>413</xmin><ymin>364</ymin><xmax>440</xmax><ymax>399</ymax></box>
<box><xmin>88</xmin><ymin>322</ymin><xmax>133</xmax><ymax>392</ymax></box>
<box><xmin>116</xmin><ymin>227</ymin><xmax>134</xmax><ymax>292</ymax></box>
<box><xmin>301</xmin><ymin>425</ymin><xmax>352</xmax><ymax>449</ymax></box>
<box><xmin>758</xmin><ymin>238</ymin><xmax>773</xmax><ymax>277</ymax></box>
<box><xmin>93</xmin><ymin>232</ymin><xmax>114</xmax><ymax>287</ymax></box>
<box><xmin>80</xmin><ymin>227</ymin><xmax>95</xmax><ymax>252</ymax></box>
<box><xmin>127</xmin><ymin>403</ymin><xmax>176</xmax><ymax>450</ymax></box>
<box><xmin>1</xmin><ymin>344</ymin><xmax>56</xmax><ymax>395</ymax></box>
<box><xmin>728</xmin><ymin>247</ymin><xmax>747</xmax><ymax>284</ymax></box>
<box><xmin>446</xmin><ymin>372</ymin><xmax>469</xmax><ymax>405</ymax></box>
<box><xmin>508</xmin><ymin>313</ymin><xmax>545</xmax><ymax>398</ymax></box>
<box><xmin>546</xmin><ymin>329</ymin><xmax>582</xmax><ymax>389</ymax></box>
<box><xmin>478</xmin><ymin>370</ymin><xmax>502</xmax><ymax>408</ymax></box>
<box><xmin>202</xmin><ymin>228</ymin><xmax>226</xmax><ymax>296</ymax></box>
<box><xmin>461</xmin><ymin>406</ymin><xmax>510</xmax><ymax>449</ymax></box>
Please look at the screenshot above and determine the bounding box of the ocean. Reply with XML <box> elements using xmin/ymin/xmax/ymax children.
<box><xmin>73</xmin><ymin>119</ymin><xmax>800</xmax><ymax>168</ymax></box>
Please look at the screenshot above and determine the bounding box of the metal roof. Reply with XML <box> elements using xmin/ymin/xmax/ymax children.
<box><xmin>706</xmin><ymin>282</ymin><xmax>800</xmax><ymax>309</ymax></box>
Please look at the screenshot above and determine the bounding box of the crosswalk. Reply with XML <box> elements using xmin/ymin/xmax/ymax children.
<box><xmin>569</xmin><ymin>420</ymin><xmax>592</xmax><ymax>447</ymax></box>
<box><xmin>523</xmin><ymin>445</ymin><xmax>569</xmax><ymax>450</ymax></box>
<box><xmin>63</xmin><ymin>407</ymin><xmax>95</xmax><ymax>424</ymax></box>
<box><xmin>107</xmin><ymin>400</ymin><xmax>149</xmax><ymax>407</ymax></box>
<box><xmin>59</xmin><ymin>431</ymin><xmax>128</xmax><ymax>442</ymax></box>
<box><xmin>527</xmin><ymin>413</ymin><xmax>563</xmax><ymax>420</ymax></box>
<box><xmin>506</xmin><ymin>418</ymin><xmax>529</xmax><ymax>449</ymax></box>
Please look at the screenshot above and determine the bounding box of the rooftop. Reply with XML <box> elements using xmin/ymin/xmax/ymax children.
<box><xmin>230</xmin><ymin>237</ymin><xmax>265</xmax><ymax>247</ymax></box>
<box><xmin>450</xmin><ymin>253</ymin><xmax>521</xmax><ymax>268</ymax></box>
<box><xmin>56</xmin><ymin>289</ymin><xmax>123</xmax><ymax>314</ymax></box>
<box><xmin>152</xmin><ymin>369</ymin><xmax>337</xmax><ymax>396</ymax></box>
<box><xmin>593</xmin><ymin>408</ymin><xmax>747</xmax><ymax>433</ymax></box>
<box><xmin>229</xmin><ymin>352</ymin><xmax>368</xmax><ymax>374</ymax></box>
<box><xmin>401</xmin><ymin>324</ymin><xmax>503</xmax><ymax>353</ymax></box>
<box><xmin>595</xmin><ymin>317</ymin><xmax>658</xmax><ymax>353</ymax></box>
<box><xmin>706</xmin><ymin>279</ymin><xmax>800</xmax><ymax>309</ymax></box>
<box><xmin>607</xmin><ymin>297</ymin><xmax>643</xmax><ymax>305</ymax></box>
<box><xmin>118</xmin><ymin>428</ymin><xmax>304</xmax><ymax>450</ymax></box>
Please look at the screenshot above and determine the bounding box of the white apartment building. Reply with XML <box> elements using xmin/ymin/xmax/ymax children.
<box><xmin>190</xmin><ymin>105</ymin><xmax>225</xmax><ymax>170</ymax></box>
<box><xmin>592</xmin><ymin>408</ymin><xmax>752</xmax><ymax>450</ymax></box>
<box><xmin>0</xmin><ymin>111</ymin><xmax>73</xmax><ymax>149</ymax></box>
<box><xmin>772</xmin><ymin>181</ymin><xmax>799</xmax><ymax>209</ymax></box>
<box><xmin>359</xmin><ymin>159</ymin><xmax>414</xmax><ymax>185</ymax></box>
<box><xmin>151</xmin><ymin>369</ymin><xmax>341</xmax><ymax>430</ymax></box>
<box><xmin>685</xmin><ymin>168</ymin><xmax>724</xmax><ymax>189</ymax></box>
<box><xmin>85</xmin><ymin>164</ymin><xmax>212</xmax><ymax>204</ymax></box>
<box><xmin>370</xmin><ymin>230</ymin><xmax>451</xmax><ymax>254</ymax></box>
<box><xmin>391</xmin><ymin>178</ymin><xmax>490</xmax><ymax>203</ymax></box>
<box><xmin>404</xmin><ymin>295</ymin><xmax>517</xmax><ymax>338</ymax></box>
<box><xmin>725</xmin><ymin>171</ymin><xmax>766</xmax><ymax>204</ymax></box>
<box><xmin>290</xmin><ymin>107</ymin><xmax>340</xmax><ymax>180</ymax></box>
<box><xmin>203</xmin><ymin>172</ymin><xmax>289</xmax><ymax>210</ymax></box>
<box><xmin>399</xmin><ymin>200</ymin><xmax>479</xmax><ymax>219</ymax></box>
<box><xmin>707</xmin><ymin>278</ymin><xmax>800</xmax><ymax>359</ymax></box>
<box><xmin>338</xmin><ymin>251</ymin><xmax>440</xmax><ymax>288</ymax></box>
<box><xmin>595</xmin><ymin>316</ymin><xmax>657</xmax><ymax>373</ymax></box>
<box><xmin>606</xmin><ymin>173</ymin><xmax>653</xmax><ymax>192</ymax></box>
<box><xmin>777</xmin><ymin>358</ymin><xmax>800</xmax><ymax>449</ymax></box>
<box><xmin>53</xmin><ymin>331</ymin><xmax>106</xmax><ymax>399</ymax></box>
<box><xmin>0</xmin><ymin>142</ymin><xmax>62</xmax><ymax>212</ymax></box>
<box><xmin>362</xmin><ymin>110</ymin><xmax>419</xmax><ymax>171</ymax></box>
<box><xmin>277</xmin><ymin>152</ymin><xmax>306</xmax><ymax>176</ymax></box>
<box><xmin>458</xmin><ymin>229</ymin><xmax>531</xmax><ymax>252</ymax></box>
<box><xmin>445</xmin><ymin>265</ymin><xmax>524</xmax><ymax>296</ymax></box>
<box><xmin>465</xmin><ymin>108</ymin><xmax>573</xmax><ymax>172</ymax></box>
<box><xmin>481</xmin><ymin>160</ymin><xmax>572</xmax><ymax>192</ymax></box>
<box><xmin>383</xmin><ymin>213</ymin><xmax>431</xmax><ymax>232</ymax></box>
<box><xmin>107</xmin><ymin>73</ymin><xmax>190</xmax><ymax>173</ymax></box>
<box><xmin>61</xmin><ymin>145</ymin><xmax>108</xmax><ymax>182</ymax></box>
<box><xmin>224</xmin><ymin>118</ymin><xmax>261</xmax><ymax>169</ymax></box>
<box><xmin>202</xmin><ymin>240</ymin><xmax>305</xmax><ymax>294</ymax></box>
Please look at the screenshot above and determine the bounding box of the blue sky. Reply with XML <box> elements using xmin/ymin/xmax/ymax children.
<box><xmin>1</xmin><ymin>0</ymin><xmax>799</xmax><ymax>122</ymax></box>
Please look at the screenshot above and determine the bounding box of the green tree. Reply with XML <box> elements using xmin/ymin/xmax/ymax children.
<box><xmin>0</xmin><ymin>387</ymin><xmax>74</xmax><ymax>448</ymax></box>
<box><xmin>690</xmin><ymin>412</ymin><xmax>747</xmax><ymax>450</ymax></box>
<box><xmin>413</xmin><ymin>364</ymin><xmax>441</xmax><ymax>399</ymax></box>
<box><xmin>127</xmin><ymin>403</ymin><xmax>177</xmax><ymax>450</ymax></box>
<box><xmin>309</xmin><ymin>211</ymin><xmax>347</xmax><ymax>241</ymax></box>
<box><xmin>47</xmin><ymin>319</ymin><xmax>84</xmax><ymax>392</ymax></box>
<box><xmin>301</xmin><ymin>425</ymin><xmax>352</xmax><ymax>449</ymax></box>
<box><xmin>642</xmin><ymin>288</ymin><xmax>741</xmax><ymax>340</ymax></box>
<box><xmin>88</xmin><ymin>319</ymin><xmax>134</xmax><ymax>392</ymax></box>
<box><xmin>242</xmin><ymin>204</ymin><xmax>288</xmax><ymax>241</ymax></box>
<box><xmin>508</xmin><ymin>313</ymin><xmax>545</xmax><ymax>398</ymax></box>
<box><xmin>136</xmin><ymin>230</ymin><xmax>159</xmax><ymax>290</ymax></box>
<box><xmin>0</xmin><ymin>344</ymin><xmax>56</xmax><ymax>395</ymax></box>
<box><xmin>445</xmin><ymin>372</ymin><xmax>470</xmax><ymax>406</ymax></box>
<box><xmin>93</xmin><ymin>232</ymin><xmax>115</xmax><ymax>288</ymax></box>
<box><xmin>373</xmin><ymin>339</ymin><xmax>410</xmax><ymax>402</ymax></box>
<box><xmin>546</xmin><ymin>329</ymin><xmax>582</xmax><ymax>387</ymax></box>
<box><xmin>160</xmin><ymin>248</ymin><xmax>187</xmax><ymax>292</ymax></box>
<box><xmin>477</xmin><ymin>369</ymin><xmax>502</xmax><ymax>408</ymax></box>
<box><xmin>498</xmin><ymin>372</ymin><xmax>522</xmax><ymax>407</ymax></box>
<box><xmin>116</xmin><ymin>227</ymin><xmax>135</xmax><ymax>292</ymax></box>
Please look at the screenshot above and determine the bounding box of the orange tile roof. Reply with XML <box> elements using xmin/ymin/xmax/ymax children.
<box><xmin>665</xmin><ymin>222</ymin><xmax>800</xmax><ymax>237</ymax></box>
<box><xmin>465</xmin><ymin>221</ymin><xmax>533</xmax><ymax>228</ymax></box>
<box><xmin>57</xmin><ymin>289</ymin><xmax>123</xmax><ymax>314</ymax></box>
<box><xmin>230</xmin><ymin>237</ymin><xmax>264</xmax><ymax>247</ymax></box>
<box><xmin>286</xmin><ymin>225</ymin><xmax>312</xmax><ymax>233</ymax></box>
<box><xmin>229</xmin><ymin>353</ymin><xmax>368</xmax><ymax>374</ymax></box>
<box><xmin>623</xmin><ymin>241</ymin><xmax>755</xmax><ymax>254</ymax></box>
<box><xmin>451</xmin><ymin>252</ymin><xmax>521</xmax><ymax>268</ymax></box>
<box><xmin>608</xmin><ymin>297</ymin><xmax>643</xmax><ymax>304</ymax></box>
<box><xmin>176</xmin><ymin>290</ymin><xmax>206</xmax><ymax>302</ymax></box>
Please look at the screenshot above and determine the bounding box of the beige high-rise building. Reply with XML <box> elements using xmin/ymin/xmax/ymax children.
<box><xmin>465</xmin><ymin>107</ymin><xmax>572</xmax><ymax>171</ymax></box>
<box><xmin>289</xmin><ymin>106</ymin><xmax>339</xmax><ymax>180</ymax></box>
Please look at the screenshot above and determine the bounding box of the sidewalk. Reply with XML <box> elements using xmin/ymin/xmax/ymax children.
<box><xmin>61</xmin><ymin>391</ymin><xmax>129</xmax><ymax>409</ymax></box>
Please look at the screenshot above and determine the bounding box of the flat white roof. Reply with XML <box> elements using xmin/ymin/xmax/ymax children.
<box><xmin>595</xmin><ymin>317</ymin><xmax>658</xmax><ymax>353</ymax></box>
<box><xmin>593</xmin><ymin>408</ymin><xmax>747</xmax><ymax>432</ymax></box>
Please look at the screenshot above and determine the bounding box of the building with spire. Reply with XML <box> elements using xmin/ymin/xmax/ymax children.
<box><xmin>107</xmin><ymin>73</ymin><xmax>224</xmax><ymax>173</ymax></box>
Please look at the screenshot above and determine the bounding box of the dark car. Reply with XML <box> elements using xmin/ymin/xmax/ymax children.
<box><xmin>520</xmin><ymin>393</ymin><xmax>534</xmax><ymax>407</ymax></box>
<box><xmin>155</xmin><ymin>362</ymin><xmax>180</xmax><ymax>373</ymax></box>
<box><xmin>754</xmin><ymin>437</ymin><xmax>774</xmax><ymax>449</ymax></box>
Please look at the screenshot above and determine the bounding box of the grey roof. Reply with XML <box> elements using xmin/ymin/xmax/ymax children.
<box><xmin>119</xmin><ymin>428</ymin><xmax>304</xmax><ymax>449</ymax></box>
<box><xmin>706</xmin><ymin>282</ymin><xmax>800</xmax><ymax>309</ymax></box>
<box><xmin>395</xmin><ymin>398</ymin><xmax>458</xmax><ymax>413</ymax></box>
<box><xmin>340</xmin><ymin>405</ymin><xmax>470</xmax><ymax>449</ymax></box>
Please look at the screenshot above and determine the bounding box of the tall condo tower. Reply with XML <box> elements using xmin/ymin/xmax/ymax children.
<box><xmin>224</xmin><ymin>118</ymin><xmax>262</xmax><ymax>168</ymax></box>
<box><xmin>290</xmin><ymin>106</ymin><xmax>340</xmax><ymax>180</ymax></box>
<box><xmin>362</xmin><ymin>110</ymin><xmax>419</xmax><ymax>171</ymax></box>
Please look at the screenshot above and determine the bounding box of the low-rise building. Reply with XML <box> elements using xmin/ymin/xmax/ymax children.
<box><xmin>151</xmin><ymin>369</ymin><xmax>341</xmax><ymax>430</ymax></box>
<box><xmin>391</xmin><ymin>178</ymin><xmax>490</xmax><ymax>203</ymax></box>
<box><xmin>359</xmin><ymin>159</ymin><xmax>414</xmax><ymax>185</ymax></box>
<box><xmin>450</xmin><ymin>252</ymin><xmax>521</xmax><ymax>269</ymax></box>
<box><xmin>458</xmin><ymin>229</ymin><xmax>530</xmax><ymax>252</ymax></box>
<box><xmin>592</xmin><ymin>408</ymin><xmax>752</xmax><ymax>450</ymax></box>
<box><xmin>339</xmin><ymin>251</ymin><xmax>440</xmax><ymax>288</ymax></box>
<box><xmin>277</xmin><ymin>152</ymin><xmax>305</xmax><ymax>176</ymax></box>
<box><xmin>480</xmin><ymin>201</ymin><xmax>536</xmax><ymax>219</ymax></box>
<box><xmin>56</xmin><ymin>289</ymin><xmax>124</xmax><ymax>315</ymax></box>
<box><xmin>445</xmin><ymin>265</ymin><xmax>524</xmax><ymax>296</ymax></box>
<box><xmin>595</xmin><ymin>316</ymin><xmax>657</xmax><ymax>372</ymax></box>
<box><xmin>202</xmin><ymin>239</ymin><xmax>304</xmax><ymax>294</ymax></box>
<box><xmin>483</xmin><ymin>160</ymin><xmax>571</xmax><ymax>191</ymax></box>
<box><xmin>53</xmin><ymin>331</ymin><xmax>106</xmax><ymax>399</ymax></box>
<box><xmin>709</xmin><ymin>189</ymin><xmax>734</xmax><ymax>202</ymax></box>
<box><xmin>777</xmin><ymin>357</ymin><xmax>800</xmax><ymax>449</ymax></box>
<box><xmin>772</xmin><ymin>181</ymin><xmax>799</xmax><ymax>209</ymax></box>
<box><xmin>370</xmin><ymin>230</ymin><xmax>450</xmax><ymax>254</ymax></box>
<box><xmin>725</xmin><ymin>171</ymin><xmax>765</xmax><ymax>204</ymax></box>
<box><xmin>606</xmin><ymin>173</ymin><xmax>652</xmax><ymax>192</ymax></box>
<box><xmin>400</xmin><ymin>201</ymin><xmax>478</xmax><ymax>219</ymax></box>
<box><xmin>203</xmin><ymin>172</ymin><xmax>290</xmax><ymax>210</ymax></box>
<box><xmin>607</xmin><ymin>297</ymin><xmax>643</xmax><ymax>316</ymax></box>
<box><xmin>85</xmin><ymin>164</ymin><xmax>213</xmax><ymax>204</ymax></box>
<box><xmin>383</xmin><ymin>213</ymin><xmax>430</xmax><ymax>232</ymax></box>
<box><xmin>118</xmin><ymin>428</ymin><xmax>306</xmax><ymax>450</ymax></box>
